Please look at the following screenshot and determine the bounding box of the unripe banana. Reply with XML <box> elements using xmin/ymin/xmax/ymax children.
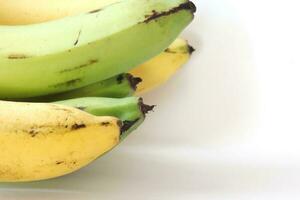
<box><xmin>0</xmin><ymin>101</ymin><xmax>122</xmax><ymax>182</ymax></box>
<box><xmin>13</xmin><ymin>73</ymin><xmax>141</xmax><ymax>102</ymax></box>
<box><xmin>0</xmin><ymin>0</ymin><xmax>195</xmax><ymax>99</ymax></box>
<box><xmin>56</xmin><ymin>97</ymin><xmax>154</xmax><ymax>140</ymax></box>
<box><xmin>9</xmin><ymin>38</ymin><xmax>193</xmax><ymax>102</ymax></box>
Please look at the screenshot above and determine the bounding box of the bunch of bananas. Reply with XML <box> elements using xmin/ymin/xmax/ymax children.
<box><xmin>0</xmin><ymin>0</ymin><xmax>195</xmax><ymax>182</ymax></box>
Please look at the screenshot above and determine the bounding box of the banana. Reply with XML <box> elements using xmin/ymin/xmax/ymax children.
<box><xmin>56</xmin><ymin>97</ymin><xmax>154</xmax><ymax>140</ymax></box>
<box><xmin>9</xmin><ymin>38</ymin><xmax>193</xmax><ymax>101</ymax></box>
<box><xmin>0</xmin><ymin>101</ymin><xmax>124</xmax><ymax>182</ymax></box>
<box><xmin>0</xmin><ymin>97</ymin><xmax>153</xmax><ymax>182</ymax></box>
<box><xmin>0</xmin><ymin>0</ymin><xmax>195</xmax><ymax>99</ymax></box>
<box><xmin>131</xmin><ymin>38</ymin><xmax>194</xmax><ymax>94</ymax></box>
<box><xmin>13</xmin><ymin>73</ymin><xmax>142</xmax><ymax>102</ymax></box>
<box><xmin>0</xmin><ymin>0</ymin><xmax>121</xmax><ymax>25</ymax></box>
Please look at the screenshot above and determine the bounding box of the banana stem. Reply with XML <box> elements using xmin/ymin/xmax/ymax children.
<box><xmin>55</xmin><ymin>97</ymin><xmax>154</xmax><ymax>140</ymax></box>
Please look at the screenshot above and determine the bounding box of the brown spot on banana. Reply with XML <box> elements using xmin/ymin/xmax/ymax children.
<box><xmin>116</xmin><ymin>74</ymin><xmax>125</xmax><ymax>84</ymax></box>
<box><xmin>52</xmin><ymin>78</ymin><xmax>82</xmax><ymax>88</ymax></box>
<box><xmin>101</xmin><ymin>122</ymin><xmax>111</xmax><ymax>127</ymax></box>
<box><xmin>56</xmin><ymin>161</ymin><xmax>64</xmax><ymax>165</ymax></box>
<box><xmin>88</xmin><ymin>8</ymin><xmax>102</xmax><ymax>14</ymax></box>
<box><xmin>71</xmin><ymin>123</ymin><xmax>86</xmax><ymax>130</ymax></box>
<box><xmin>55</xmin><ymin>160</ymin><xmax>77</xmax><ymax>168</ymax></box>
<box><xmin>59</xmin><ymin>59</ymin><xmax>98</xmax><ymax>73</ymax></box>
<box><xmin>142</xmin><ymin>1</ymin><xmax>196</xmax><ymax>23</ymax></box>
<box><xmin>164</xmin><ymin>48</ymin><xmax>178</xmax><ymax>54</ymax></box>
<box><xmin>29</xmin><ymin>129</ymin><xmax>39</xmax><ymax>137</ymax></box>
<box><xmin>74</xmin><ymin>30</ymin><xmax>82</xmax><ymax>46</ymax></box>
<box><xmin>8</xmin><ymin>54</ymin><xmax>30</xmax><ymax>59</ymax></box>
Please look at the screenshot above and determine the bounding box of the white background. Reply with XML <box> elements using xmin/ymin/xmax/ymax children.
<box><xmin>1</xmin><ymin>0</ymin><xmax>300</xmax><ymax>199</ymax></box>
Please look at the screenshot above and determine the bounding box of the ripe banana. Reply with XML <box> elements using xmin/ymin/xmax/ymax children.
<box><xmin>14</xmin><ymin>73</ymin><xmax>142</xmax><ymax>102</ymax></box>
<box><xmin>0</xmin><ymin>0</ymin><xmax>195</xmax><ymax>99</ymax></box>
<box><xmin>0</xmin><ymin>101</ymin><xmax>123</xmax><ymax>182</ymax></box>
<box><xmin>56</xmin><ymin>97</ymin><xmax>154</xmax><ymax>140</ymax></box>
<box><xmin>0</xmin><ymin>0</ymin><xmax>120</xmax><ymax>25</ymax></box>
<box><xmin>131</xmin><ymin>38</ymin><xmax>194</xmax><ymax>94</ymax></box>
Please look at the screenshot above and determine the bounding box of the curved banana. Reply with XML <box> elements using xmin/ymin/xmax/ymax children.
<box><xmin>131</xmin><ymin>38</ymin><xmax>194</xmax><ymax>94</ymax></box>
<box><xmin>14</xmin><ymin>73</ymin><xmax>141</xmax><ymax>102</ymax></box>
<box><xmin>0</xmin><ymin>101</ymin><xmax>121</xmax><ymax>182</ymax></box>
<box><xmin>0</xmin><ymin>0</ymin><xmax>195</xmax><ymax>99</ymax></box>
<box><xmin>10</xmin><ymin>38</ymin><xmax>193</xmax><ymax>102</ymax></box>
<box><xmin>0</xmin><ymin>0</ymin><xmax>120</xmax><ymax>25</ymax></box>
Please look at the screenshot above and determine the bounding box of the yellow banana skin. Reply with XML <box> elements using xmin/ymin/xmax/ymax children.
<box><xmin>131</xmin><ymin>38</ymin><xmax>194</xmax><ymax>94</ymax></box>
<box><xmin>0</xmin><ymin>101</ymin><xmax>120</xmax><ymax>182</ymax></box>
<box><xmin>0</xmin><ymin>0</ymin><xmax>120</xmax><ymax>25</ymax></box>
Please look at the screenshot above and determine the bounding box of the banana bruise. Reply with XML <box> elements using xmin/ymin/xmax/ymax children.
<box><xmin>0</xmin><ymin>0</ymin><xmax>196</xmax><ymax>98</ymax></box>
<box><xmin>0</xmin><ymin>101</ymin><xmax>122</xmax><ymax>182</ymax></box>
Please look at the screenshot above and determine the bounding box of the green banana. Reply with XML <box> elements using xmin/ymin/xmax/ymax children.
<box><xmin>56</xmin><ymin>96</ymin><xmax>154</xmax><ymax>140</ymax></box>
<box><xmin>0</xmin><ymin>0</ymin><xmax>195</xmax><ymax>99</ymax></box>
<box><xmin>13</xmin><ymin>73</ymin><xmax>141</xmax><ymax>102</ymax></box>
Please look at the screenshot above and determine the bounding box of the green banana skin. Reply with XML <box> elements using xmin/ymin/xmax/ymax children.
<box><xmin>55</xmin><ymin>97</ymin><xmax>154</xmax><ymax>140</ymax></box>
<box><xmin>56</xmin><ymin>97</ymin><xmax>143</xmax><ymax>121</ymax></box>
<box><xmin>0</xmin><ymin>0</ymin><xmax>196</xmax><ymax>99</ymax></box>
<box><xmin>12</xmin><ymin>74</ymin><xmax>142</xmax><ymax>102</ymax></box>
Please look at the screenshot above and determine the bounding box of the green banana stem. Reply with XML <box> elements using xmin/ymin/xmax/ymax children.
<box><xmin>55</xmin><ymin>97</ymin><xmax>154</xmax><ymax>140</ymax></box>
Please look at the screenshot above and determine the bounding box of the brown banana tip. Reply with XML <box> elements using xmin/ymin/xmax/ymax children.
<box><xmin>188</xmin><ymin>44</ymin><xmax>196</xmax><ymax>55</ymax></box>
<box><xmin>117</xmin><ymin>120</ymin><xmax>123</xmax><ymax>129</ymax></box>
<box><xmin>143</xmin><ymin>1</ymin><xmax>196</xmax><ymax>24</ymax></box>
<box><xmin>127</xmin><ymin>74</ymin><xmax>143</xmax><ymax>90</ymax></box>
<box><xmin>138</xmin><ymin>98</ymin><xmax>155</xmax><ymax>116</ymax></box>
<box><xmin>184</xmin><ymin>1</ymin><xmax>197</xmax><ymax>13</ymax></box>
<box><xmin>120</xmin><ymin>118</ymin><xmax>140</xmax><ymax>134</ymax></box>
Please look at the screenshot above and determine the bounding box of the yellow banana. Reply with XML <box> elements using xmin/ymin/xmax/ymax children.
<box><xmin>0</xmin><ymin>0</ymin><xmax>120</xmax><ymax>25</ymax></box>
<box><xmin>0</xmin><ymin>101</ymin><xmax>121</xmax><ymax>182</ymax></box>
<box><xmin>131</xmin><ymin>38</ymin><xmax>194</xmax><ymax>94</ymax></box>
